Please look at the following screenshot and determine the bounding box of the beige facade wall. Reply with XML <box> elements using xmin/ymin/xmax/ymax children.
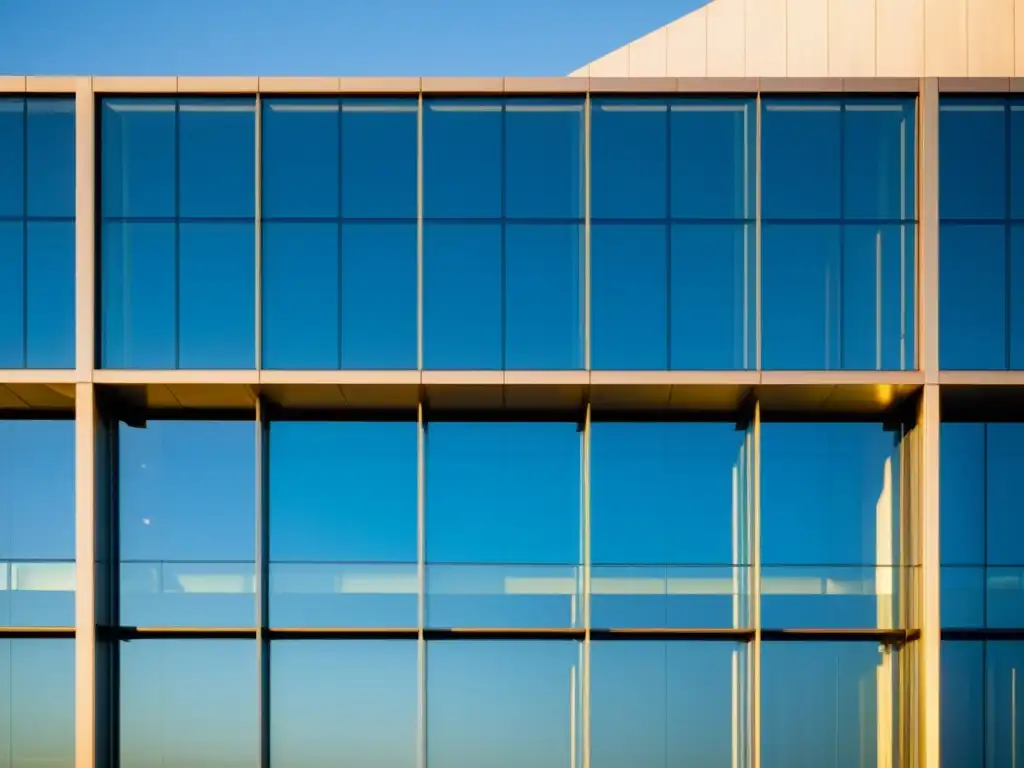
<box><xmin>571</xmin><ymin>0</ymin><xmax>1023</xmax><ymax>78</ymax></box>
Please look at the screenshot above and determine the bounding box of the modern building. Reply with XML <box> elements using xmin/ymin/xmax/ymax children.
<box><xmin>2</xmin><ymin>0</ymin><xmax>1024</xmax><ymax>766</ymax></box>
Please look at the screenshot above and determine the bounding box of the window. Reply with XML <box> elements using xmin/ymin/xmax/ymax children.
<box><xmin>760</xmin><ymin>421</ymin><xmax>907</xmax><ymax>629</ymax></box>
<box><xmin>0</xmin><ymin>98</ymin><xmax>75</xmax><ymax>369</ymax></box>
<box><xmin>120</xmin><ymin>640</ymin><xmax>257</xmax><ymax>768</ymax></box>
<box><xmin>101</xmin><ymin>98</ymin><xmax>256</xmax><ymax>369</ymax></box>
<box><xmin>425</xmin><ymin>421</ymin><xmax>581</xmax><ymax>628</ymax></box>
<box><xmin>271</xmin><ymin>640</ymin><xmax>417</xmax><ymax>767</ymax></box>
<box><xmin>269</xmin><ymin>420</ymin><xmax>417</xmax><ymax>628</ymax></box>
<box><xmin>423</xmin><ymin>98</ymin><xmax>584</xmax><ymax>370</ymax></box>
<box><xmin>0</xmin><ymin>419</ymin><xmax>74</xmax><ymax>627</ymax></box>
<box><xmin>118</xmin><ymin>420</ymin><xmax>255</xmax><ymax>628</ymax></box>
<box><xmin>590</xmin><ymin>421</ymin><xmax>752</xmax><ymax>629</ymax></box>
<box><xmin>761</xmin><ymin>98</ymin><xmax>915</xmax><ymax>370</ymax></box>
<box><xmin>0</xmin><ymin>639</ymin><xmax>74</xmax><ymax>768</ymax></box>
<box><xmin>427</xmin><ymin>640</ymin><xmax>581</xmax><ymax>768</ymax></box>
<box><xmin>260</xmin><ymin>98</ymin><xmax>417</xmax><ymax>369</ymax></box>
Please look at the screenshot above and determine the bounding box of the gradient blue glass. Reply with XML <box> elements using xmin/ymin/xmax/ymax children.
<box><xmin>940</xmin><ymin>100</ymin><xmax>1006</xmax><ymax>221</ymax></box>
<box><xmin>261</xmin><ymin>99</ymin><xmax>339</xmax><ymax>220</ymax></box>
<box><xmin>118</xmin><ymin>421</ymin><xmax>255</xmax><ymax>628</ymax></box>
<box><xmin>101</xmin><ymin>99</ymin><xmax>175</xmax><ymax>219</ymax></box>
<box><xmin>177</xmin><ymin>98</ymin><xmax>255</xmax><ymax>219</ymax></box>
<box><xmin>844</xmin><ymin>100</ymin><xmax>916</xmax><ymax>221</ymax></box>
<box><xmin>269</xmin><ymin>421</ymin><xmax>417</xmax><ymax>628</ymax></box>
<box><xmin>427</xmin><ymin>640</ymin><xmax>580</xmax><ymax>768</ymax></box>
<box><xmin>591</xmin><ymin>223</ymin><xmax>668</xmax><ymax>370</ymax></box>
<box><xmin>505</xmin><ymin>99</ymin><xmax>584</xmax><ymax>219</ymax></box>
<box><xmin>1012</xmin><ymin>226</ymin><xmax>1024</xmax><ymax>368</ymax></box>
<box><xmin>0</xmin><ymin>223</ymin><xmax>24</xmax><ymax>367</ymax></box>
<box><xmin>591</xmin><ymin>641</ymin><xmax>747</xmax><ymax>768</ymax></box>
<box><xmin>591</xmin><ymin>99</ymin><xmax>667</xmax><ymax>220</ymax></box>
<box><xmin>341</xmin><ymin>99</ymin><xmax>418</xmax><ymax>219</ymax></box>
<box><xmin>0</xmin><ymin>420</ymin><xmax>74</xmax><ymax>628</ymax></box>
<box><xmin>25</xmin><ymin>100</ymin><xmax>75</xmax><ymax>219</ymax></box>
<box><xmin>25</xmin><ymin>220</ymin><xmax>74</xmax><ymax>368</ymax></box>
<box><xmin>671</xmin><ymin>223</ymin><xmax>753</xmax><ymax>369</ymax></box>
<box><xmin>271</xmin><ymin>641</ymin><xmax>417</xmax><ymax>767</ymax></box>
<box><xmin>504</xmin><ymin>223</ymin><xmax>583</xmax><ymax>369</ymax></box>
<box><xmin>0</xmin><ymin>99</ymin><xmax>24</xmax><ymax>217</ymax></box>
<box><xmin>424</xmin><ymin>99</ymin><xmax>501</xmax><ymax>219</ymax></box>
<box><xmin>423</xmin><ymin>222</ymin><xmax>501</xmax><ymax>369</ymax></box>
<box><xmin>762</xmin><ymin>642</ymin><xmax>895</xmax><ymax>768</ymax></box>
<box><xmin>762</xmin><ymin>101</ymin><xmax>841</xmax><ymax>220</ymax></box>
<box><xmin>120</xmin><ymin>640</ymin><xmax>257</xmax><ymax>768</ymax></box>
<box><xmin>0</xmin><ymin>639</ymin><xmax>74</xmax><ymax>768</ymax></box>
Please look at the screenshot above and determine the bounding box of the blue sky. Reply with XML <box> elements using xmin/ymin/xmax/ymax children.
<box><xmin>0</xmin><ymin>0</ymin><xmax>707</xmax><ymax>77</ymax></box>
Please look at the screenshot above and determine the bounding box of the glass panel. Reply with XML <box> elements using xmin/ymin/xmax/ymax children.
<box><xmin>101</xmin><ymin>99</ymin><xmax>176</xmax><ymax>219</ymax></box>
<box><xmin>340</xmin><ymin>222</ymin><xmax>417</xmax><ymax>369</ymax></box>
<box><xmin>591</xmin><ymin>641</ymin><xmax>748</xmax><ymax>768</ymax></box>
<box><xmin>100</xmin><ymin>221</ymin><xmax>176</xmax><ymax>369</ymax></box>
<box><xmin>505</xmin><ymin>99</ymin><xmax>584</xmax><ymax>220</ymax></box>
<box><xmin>25</xmin><ymin>99</ymin><xmax>74</xmax><ymax>219</ymax></box>
<box><xmin>939</xmin><ymin>101</ymin><xmax>1007</xmax><ymax>221</ymax></box>
<box><xmin>118</xmin><ymin>421</ymin><xmax>255</xmax><ymax>627</ymax></box>
<box><xmin>760</xmin><ymin>564</ymin><xmax>903</xmax><ymax>630</ymax></box>
<box><xmin>25</xmin><ymin>220</ymin><xmax>74</xmax><ymax>369</ymax></box>
<box><xmin>670</xmin><ymin>99</ymin><xmax>754</xmax><ymax>220</ymax></box>
<box><xmin>341</xmin><ymin>99</ymin><xmax>418</xmax><ymax>219</ymax></box>
<box><xmin>120</xmin><ymin>640</ymin><xmax>257</xmax><ymax>768</ymax></box>
<box><xmin>423</xmin><ymin>222</ymin><xmax>501</xmax><ymax>370</ymax></box>
<box><xmin>762</xmin><ymin>642</ymin><xmax>898</xmax><ymax>768</ymax></box>
<box><xmin>271</xmin><ymin>640</ymin><xmax>417</xmax><ymax>768</ymax></box>
<box><xmin>670</xmin><ymin>223</ymin><xmax>753</xmax><ymax>369</ymax></box>
<box><xmin>177</xmin><ymin>98</ymin><xmax>256</xmax><ymax>219</ymax></box>
<box><xmin>590</xmin><ymin>100</ymin><xmax>668</xmax><ymax>220</ymax></box>
<box><xmin>0</xmin><ymin>222</ymin><xmax>24</xmax><ymax>367</ymax></box>
<box><xmin>0</xmin><ymin>639</ymin><xmax>74</xmax><ymax>768</ymax></box>
<box><xmin>178</xmin><ymin>222</ymin><xmax>255</xmax><ymax>369</ymax></box>
<box><xmin>261</xmin><ymin>98</ymin><xmax>339</xmax><ymax>219</ymax></box>
<box><xmin>941</xmin><ymin>641</ymin><xmax>985</xmax><ymax>766</ymax></box>
<box><xmin>590</xmin><ymin>222</ymin><xmax>668</xmax><ymax>370</ymax></box>
<box><xmin>427</xmin><ymin>640</ymin><xmax>580</xmax><ymax>768</ymax></box>
<box><xmin>0</xmin><ymin>98</ymin><xmax>24</xmax><ymax>217</ymax></box>
<box><xmin>844</xmin><ymin>100</ymin><xmax>915</xmax><ymax>221</ymax></box>
<box><xmin>986</xmin><ymin>423</ymin><xmax>1024</xmax><ymax>566</ymax></box>
<box><xmin>261</xmin><ymin>221</ymin><xmax>339</xmax><ymax>370</ymax></box>
<box><xmin>939</xmin><ymin>423</ymin><xmax>985</xmax><ymax>567</ymax></box>
<box><xmin>941</xmin><ymin>566</ymin><xmax>985</xmax><ymax>628</ymax></box>
<box><xmin>504</xmin><ymin>223</ymin><xmax>583</xmax><ymax>370</ymax></box>
<box><xmin>1012</xmin><ymin>105</ymin><xmax>1024</xmax><ymax>219</ymax></box>
<box><xmin>268</xmin><ymin>420</ymin><xmax>417</xmax><ymax>628</ymax></box>
<box><xmin>423</xmin><ymin>99</ymin><xmax>501</xmax><ymax>219</ymax></box>
<box><xmin>761</xmin><ymin>224</ymin><xmax>841</xmax><ymax>370</ymax></box>
<box><xmin>1011</xmin><ymin>225</ymin><xmax>1024</xmax><ymax>369</ymax></box>
<box><xmin>939</xmin><ymin>223</ymin><xmax>1007</xmax><ymax>370</ymax></box>
<box><xmin>761</xmin><ymin>101</ymin><xmax>841</xmax><ymax>220</ymax></box>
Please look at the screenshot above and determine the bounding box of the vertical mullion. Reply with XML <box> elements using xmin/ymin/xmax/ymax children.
<box><xmin>255</xmin><ymin>396</ymin><xmax>270</xmax><ymax>768</ymax></box>
<box><xmin>337</xmin><ymin>98</ymin><xmax>344</xmax><ymax>370</ymax></box>
<box><xmin>75</xmin><ymin>78</ymin><xmax>96</xmax><ymax>378</ymax></box>
<box><xmin>755</xmin><ymin>91</ymin><xmax>762</xmax><ymax>372</ymax></box>
<box><xmin>21</xmin><ymin>98</ymin><xmax>27</xmax><ymax>368</ymax></box>
<box><xmin>254</xmin><ymin>93</ymin><xmax>262</xmax><ymax>372</ymax></box>
<box><xmin>417</xmin><ymin>401</ymin><xmax>426</xmax><ymax>768</ymax></box>
<box><xmin>751</xmin><ymin>398</ymin><xmax>762</xmax><ymax>768</ymax></box>
<box><xmin>584</xmin><ymin>90</ymin><xmax>591</xmax><ymax>371</ymax></box>
<box><xmin>173</xmin><ymin>101</ymin><xmax>180</xmax><ymax>370</ymax></box>
<box><xmin>581</xmin><ymin>402</ymin><xmax>591</xmax><ymax>768</ymax></box>
<box><xmin>417</xmin><ymin>91</ymin><xmax>424</xmax><ymax>371</ymax></box>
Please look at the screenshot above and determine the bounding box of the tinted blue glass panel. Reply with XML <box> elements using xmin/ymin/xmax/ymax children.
<box><xmin>844</xmin><ymin>100</ymin><xmax>915</xmax><ymax>221</ymax></box>
<box><xmin>591</xmin><ymin>641</ymin><xmax>747</xmax><ymax>768</ymax></box>
<box><xmin>761</xmin><ymin>101</ymin><xmax>841</xmax><ymax>220</ymax></box>
<box><xmin>25</xmin><ymin>100</ymin><xmax>74</xmax><ymax>219</ymax></box>
<box><xmin>101</xmin><ymin>100</ymin><xmax>176</xmax><ymax>219</ymax></box>
<box><xmin>426</xmin><ymin>422</ymin><xmax>580</xmax><ymax>565</ymax></box>
<box><xmin>0</xmin><ymin>639</ymin><xmax>74</xmax><ymax>768</ymax></box>
<box><xmin>985</xmin><ymin>423</ymin><xmax>1024</xmax><ymax>566</ymax></box>
<box><xmin>939</xmin><ymin>423</ymin><xmax>985</xmax><ymax>567</ymax></box>
<box><xmin>341</xmin><ymin>99</ymin><xmax>418</xmax><ymax>219</ymax></box>
<box><xmin>100</xmin><ymin>222</ymin><xmax>176</xmax><ymax>369</ymax></box>
<box><xmin>942</xmin><ymin>641</ymin><xmax>985</xmax><ymax>766</ymax></box>
<box><xmin>0</xmin><ymin>222</ymin><xmax>24</xmax><ymax>367</ymax></box>
<box><xmin>261</xmin><ymin>99</ymin><xmax>339</xmax><ymax>219</ymax></box>
<box><xmin>0</xmin><ymin>99</ymin><xmax>24</xmax><ymax>217</ymax></box>
<box><xmin>25</xmin><ymin>221</ymin><xmax>74</xmax><ymax>369</ymax></box>
<box><xmin>423</xmin><ymin>222</ymin><xmax>501</xmax><ymax>369</ymax></box>
<box><xmin>761</xmin><ymin>564</ymin><xmax>902</xmax><ymax>629</ymax></box>
<box><xmin>504</xmin><ymin>223</ymin><xmax>583</xmax><ymax>370</ymax></box>
<box><xmin>940</xmin><ymin>101</ymin><xmax>1007</xmax><ymax>220</ymax></box>
<box><xmin>424</xmin><ymin>100</ymin><xmax>501</xmax><ymax>219</ymax></box>
<box><xmin>120</xmin><ymin>640</ymin><xmax>257</xmax><ymax>768</ymax></box>
<box><xmin>591</xmin><ymin>100</ymin><xmax>668</xmax><ymax>220</ymax></box>
<box><xmin>980</xmin><ymin>641</ymin><xmax>1024</xmax><ymax>764</ymax></box>
<box><xmin>118</xmin><ymin>421</ymin><xmax>255</xmax><ymax>628</ymax></box>
<box><xmin>762</xmin><ymin>642</ymin><xmax>896</xmax><ymax>768</ymax></box>
<box><xmin>427</xmin><ymin>640</ymin><xmax>580</xmax><ymax>768</ymax></box>
<box><xmin>670</xmin><ymin>100</ymin><xmax>753</xmax><ymax>220</ymax></box>
<box><xmin>941</xmin><ymin>566</ymin><xmax>985</xmax><ymax>628</ymax></box>
<box><xmin>261</xmin><ymin>222</ymin><xmax>339</xmax><ymax>369</ymax></box>
<box><xmin>1012</xmin><ymin>105</ymin><xmax>1024</xmax><ymax>219</ymax></box>
<box><xmin>761</xmin><ymin>422</ymin><xmax>901</xmax><ymax>567</ymax></box>
<box><xmin>341</xmin><ymin>222</ymin><xmax>417</xmax><ymax>369</ymax></box>
<box><xmin>178</xmin><ymin>222</ymin><xmax>255</xmax><ymax>369</ymax></box>
<box><xmin>761</xmin><ymin>224</ymin><xmax>841</xmax><ymax>369</ymax></box>
<box><xmin>670</xmin><ymin>223</ymin><xmax>753</xmax><ymax>369</ymax></box>
<box><xmin>177</xmin><ymin>99</ymin><xmax>255</xmax><ymax>219</ymax></box>
<box><xmin>271</xmin><ymin>641</ymin><xmax>417</xmax><ymax>768</ymax></box>
<box><xmin>939</xmin><ymin>224</ymin><xmax>1007</xmax><ymax>370</ymax></box>
<box><xmin>504</xmin><ymin>99</ymin><xmax>584</xmax><ymax>219</ymax></box>
<box><xmin>591</xmin><ymin>223</ymin><xmax>668</xmax><ymax>370</ymax></box>
<box><xmin>1011</xmin><ymin>226</ymin><xmax>1024</xmax><ymax>368</ymax></box>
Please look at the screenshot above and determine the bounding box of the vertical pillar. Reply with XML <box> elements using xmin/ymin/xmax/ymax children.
<box><xmin>581</xmin><ymin>402</ymin><xmax>591</xmax><ymax>768</ymax></box>
<box><xmin>417</xmin><ymin>402</ymin><xmax>426</xmax><ymax>768</ymax></box>
<box><xmin>253</xmin><ymin>93</ymin><xmax>263</xmax><ymax>371</ymax></box>
<box><xmin>750</xmin><ymin>399</ymin><xmax>761</xmax><ymax>768</ymax></box>
<box><xmin>255</xmin><ymin>397</ymin><xmax>270</xmax><ymax>768</ymax></box>
<box><xmin>416</xmin><ymin>91</ymin><xmax>424</xmax><ymax>371</ymax></box>
<box><xmin>75</xmin><ymin>77</ymin><xmax>95</xmax><ymax>380</ymax></box>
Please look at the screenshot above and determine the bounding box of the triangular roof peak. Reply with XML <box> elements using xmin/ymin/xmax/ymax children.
<box><xmin>571</xmin><ymin>0</ymin><xmax>1022</xmax><ymax>79</ymax></box>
